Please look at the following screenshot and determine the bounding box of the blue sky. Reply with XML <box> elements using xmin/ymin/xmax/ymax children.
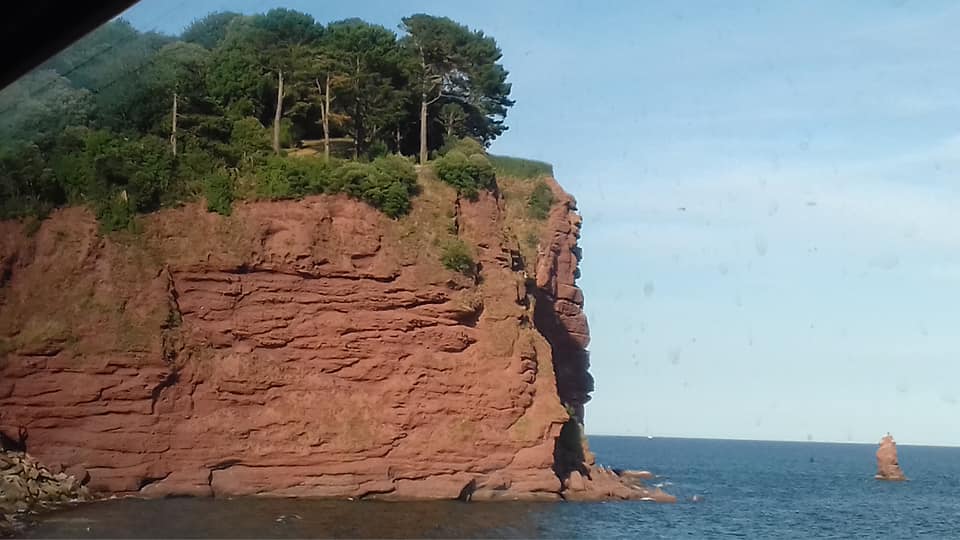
<box><xmin>124</xmin><ymin>1</ymin><xmax>960</xmax><ymax>446</ymax></box>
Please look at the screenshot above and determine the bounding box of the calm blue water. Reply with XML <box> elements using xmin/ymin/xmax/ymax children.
<box><xmin>23</xmin><ymin>436</ymin><xmax>960</xmax><ymax>538</ymax></box>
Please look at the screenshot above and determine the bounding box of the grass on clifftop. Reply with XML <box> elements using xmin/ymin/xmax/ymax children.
<box><xmin>489</xmin><ymin>155</ymin><xmax>553</xmax><ymax>179</ymax></box>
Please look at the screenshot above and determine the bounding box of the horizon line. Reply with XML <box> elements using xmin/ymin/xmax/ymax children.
<box><xmin>584</xmin><ymin>433</ymin><xmax>960</xmax><ymax>448</ymax></box>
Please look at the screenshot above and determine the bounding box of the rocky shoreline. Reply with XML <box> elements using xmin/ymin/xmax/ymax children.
<box><xmin>0</xmin><ymin>451</ymin><xmax>90</xmax><ymax>537</ymax></box>
<box><xmin>0</xmin><ymin>448</ymin><xmax>671</xmax><ymax>536</ymax></box>
<box><xmin>562</xmin><ymin>466</ymin><xmax>675</xmax><ymax>503</ymax></box>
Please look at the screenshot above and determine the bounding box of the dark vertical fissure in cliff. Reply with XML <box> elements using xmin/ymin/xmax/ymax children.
<box><xmin>531</xmin><ymin>285</ymin><xmax>593</xmax><ymax>484</ymax></box>
<box><xmin>151</xmin><ymin>268</ymin><xmax>184</xmax><ymax>415</ymax></box>
<box><xmin>532</xmin><ymin>287</ymin><xmax>587</xmax><ymax>422</ymax></box>
<box><xmin>528</xmin><ymin>185</ymin><xmax>597</xmax><ymax>489</ymax></box>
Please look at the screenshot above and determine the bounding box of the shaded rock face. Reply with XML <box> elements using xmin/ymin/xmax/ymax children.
<box><xmin>875</xmin><ymin>433</ymin><xmax>907</xmax><ymax>481</ymax></box>
<box><xmin>534</xmin><ymin>179</ymin><xmax>593</xmax><ymax>425</ymax></box>
<box><xmin>0</xmin><ymin>181</ymin><xmax>619</xmax><ymax>501</ymax></box>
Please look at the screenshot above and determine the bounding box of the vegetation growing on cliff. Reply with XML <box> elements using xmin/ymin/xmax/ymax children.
<box><xmin>527</xmin><ymin>181</ymin><xmax>555</xmax><ymax>220</ymax></box>
<box><xmin>440</xmin><ymin>239</ymin><xmax>475</xmax><ymax>275</ymax></box>
<box><xmin>0</xmin><ymin>10</ymin><xmax>517</xmax><ymax>228</ymax></box>
<box><xmin>434</xmin><ymin>138</ymin><xmax>497</xmax><ymax>200</ymax></box>
<box><xmin>489</xmin><ymin>155</ymin><xmax>553</xmax><ymax>179</ymax></box>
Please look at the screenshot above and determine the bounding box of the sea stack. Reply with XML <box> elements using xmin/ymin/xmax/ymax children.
<box><xmin>875</xmin><ymin>433</ymin><xmax>907</xmax><ymax>481</ymax></box>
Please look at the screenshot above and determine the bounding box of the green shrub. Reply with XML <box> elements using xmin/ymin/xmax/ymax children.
<box><xmin>468</xmin><ymin>153</ymin><xmax>496</xmax><ymax>186</ymax></box>
<box><xmin>254</xmin><ymin>156</ymin><xmax>336</xmax><ymax>199</ymax></box>
<box><xmin>304</xmin><ymin>158</ymin><xmax>338</xmax><ymax>194</ymax></box>
<box><xmin>278</xmin><ymin>118</ymin><xmax>295</xmax><ymax>149</ymax></box>
<box><xmin>255</xmin><ymin>157</ymin><xmax>295</xmax><ymax>199</ymax></box>
<box><xmin>253</xmin><ymin>155</ymin><xmax>416</xmax><ymax>218</ymax></box>
<box><xmin>365</xmin><ymin>155</ymin><xmax>418</xmax><ymax>218</ymax></box>
<box><xmin>441</xmin><ymin>239</ymin><xmax>475</xmax><ymax>275</ymax></box>
<box><xmin>527</xmin><ymin>180</ymin><xmax>554</xmax><ymax>220</ymax></box>
<box><xmin>372</xmin><ymin>154</ymin><xmax>417</xmax><ymax>187</ymax></box>
<box><xmin>489</xmin><ymin>154</ymin><xmax>553</xmax><ymax>179</ymax></box>
<box><xmin>434</xmin><ymin>150</ymin><xmax>496</xmax><ymax>200</ymax></box>
<box><xmin>204</xmin><ymin>171</ymin><xmax>234</xmax><ymax>215</ymax></box>
<box><xmin>366</xmin><ymin>140</ymin><xmax>389</xmax><ymax>160</ymax></box>
<box><xmin>525</xmin><ymin>231</ymin><xmax>539</xmax><ymax>248</ymax></box>
<box><xmin>0</xmin><ymin>129</ymin><xmax>182</xmax><ymax>228</ymax></box>
<box><xmin>230</xmin><ymin>117</ymin><xmax>271</xmax><ymax>166</ymax></box>
<box><xmin>172</xmin><ymin>149</ymin><xmax>220</xmax><ymax>201</ymax></box>
<box><xmin>95</xmin><ymin>192</ymin><xmax>134</xmax><ymax>232</ymax></box>
<box><xmin>331</xmin><ymin>161</ymin><xmax>369</xmax><ymax>198</ymax></box>
<box><xmin>0</xmin><ymin>143</ymin><xmax>64</xmax><ymax>219</ymax></box>
<box><xmin>329</xmin><ymin>156</ymin><xmax>417</xmax><ymax>218</ymax></box>
<box><xmin>440</xmin><ymin>136</ymin><xmax>485</xmax><ymax>157</ymax></box>
<box><xmin>125</xmin><ymin>135</ymin><xmax>174</xmax><ymax>213</ymax></box>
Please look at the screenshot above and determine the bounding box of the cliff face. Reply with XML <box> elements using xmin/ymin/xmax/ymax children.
<box><xmin>0</xmin><ymin>176</ymin><xmax>634</xmax><ymax>501</ymax></box>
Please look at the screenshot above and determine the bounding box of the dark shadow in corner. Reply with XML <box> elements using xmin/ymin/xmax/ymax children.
<box><xmin>552</xmin><ymin>418</ymin><xmax>588</xmax><ymax>485</ymax></box>
<box><xmin>0</xmin><ymin>426</ymin><xmax>27</xmax><ymax>452</ymax></box>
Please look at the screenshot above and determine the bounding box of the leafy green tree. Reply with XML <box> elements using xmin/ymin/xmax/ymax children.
<box><xmin>45</xmin><ymin>20</ymin><xmax>172</xmax><ymax>133</ymax></box>
<box><xmin>0</xmin><ymin>8</ymin><xmax>521</xmax><ymax>226</ymax></box>
<box><xmin>252</xmin><ymin>9</ymin><xmax>324</xmax><ymax>154</ymax></box>
<box><xmin>207</xmin><ymin>17</ymin><xmax>272</xmax><ymax>120</ymax></box>
<box><xmin>143</xmin><ymin>42</ymin><xmax>212</xmax><ymax>155</ymax></box>
<box><xmin>401</xmin><ymin>14</ymin><xmax>514</xmax><ymax>163</ymax></box>
<box><xmin>182</xmin><ymin>11</ymin><xmax>242</xmax><ymax>49</ymax></box>
<box><xmin>320</xmin><ymin>20</ymin><xmax>408</xmax><ymax>159</ymax></box>
<box><xmin>0</xmin><ymin>143</ymin><xmax>63</xmax><ymax>218</ymax></box>
<box><xmin>0</xmin><ymin>70</ymin><xmax>94</xmax><ymax>146</ymax></box>
<box><xmin>230</xmin><ymin>117</ymin><xmax>272</xmax><ymax>166</ymax></box>
<box><xmin>438</xmin><ymin>102</ymin><xmax>467</xmax><ymax>140</ymax></box>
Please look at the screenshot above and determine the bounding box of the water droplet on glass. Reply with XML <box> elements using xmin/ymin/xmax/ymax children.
<box><xmin>754</xmin><ymin>235</ymin><xmax>768</xmax><ymax>256</ymax></box>
<box><xmin>869</xmin><ymin>254</ymin><xmax>900</xmax><ymax>271</ymax></box>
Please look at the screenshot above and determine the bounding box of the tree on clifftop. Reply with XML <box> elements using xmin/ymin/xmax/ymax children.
<box><xmin>182</xmin><ymin>11</ymin><xmax>242</xmax><ymax>49</ymax></box>
<box><xmin>253</xmin><ymin>9</ymin><xmax>324</xmax><ymax>154</ymax></box>
<box><xmin>400</xmin><ymin>14</ymin><xmax>513</xmax><ymax>163</ymax></box>
<box><xmin>323</xmin><ymin>19</ymin><xmax>408</xmax><ymax>159</ymax></box>
<box><xmin>0</xmin><ymin>8</ymin><xmax>519</xmax><ymax>224</ymax></box>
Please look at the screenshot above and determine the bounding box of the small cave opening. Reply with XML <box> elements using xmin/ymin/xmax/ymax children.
<box><xmin>138</xmin><ymin>473</ymin><xmax>171</xmax><ymax>491</ymax></box>
<box><xmin>552</xmin><ymin>416</ymin><xmax>588</xmax><ymax>484</ymax></box>
<box><xmin>0</xmin><ymin>426</ymin><xmax>28</xmax><ymax>453</ymax></box>
<box><xmin>456</xmin><ymin>302</ymin><xmax>484</xmax><ymax>328</ymax></box>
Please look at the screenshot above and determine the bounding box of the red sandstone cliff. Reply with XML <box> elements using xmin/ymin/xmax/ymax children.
<box><xmin>0</xmin><ymin>174</ymin><xmax>660</xmax><ymax>501</ymax></box>
<box><xmin>875</xmin><ymin>433</ymin><xmax>906</xmax><ymax>481</ymax></box>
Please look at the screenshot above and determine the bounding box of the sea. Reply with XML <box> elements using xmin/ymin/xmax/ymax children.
<box><xmin>21</xmin><ymin>436</ymin><xmax>960</xmax><ymax>539</ymax></box>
